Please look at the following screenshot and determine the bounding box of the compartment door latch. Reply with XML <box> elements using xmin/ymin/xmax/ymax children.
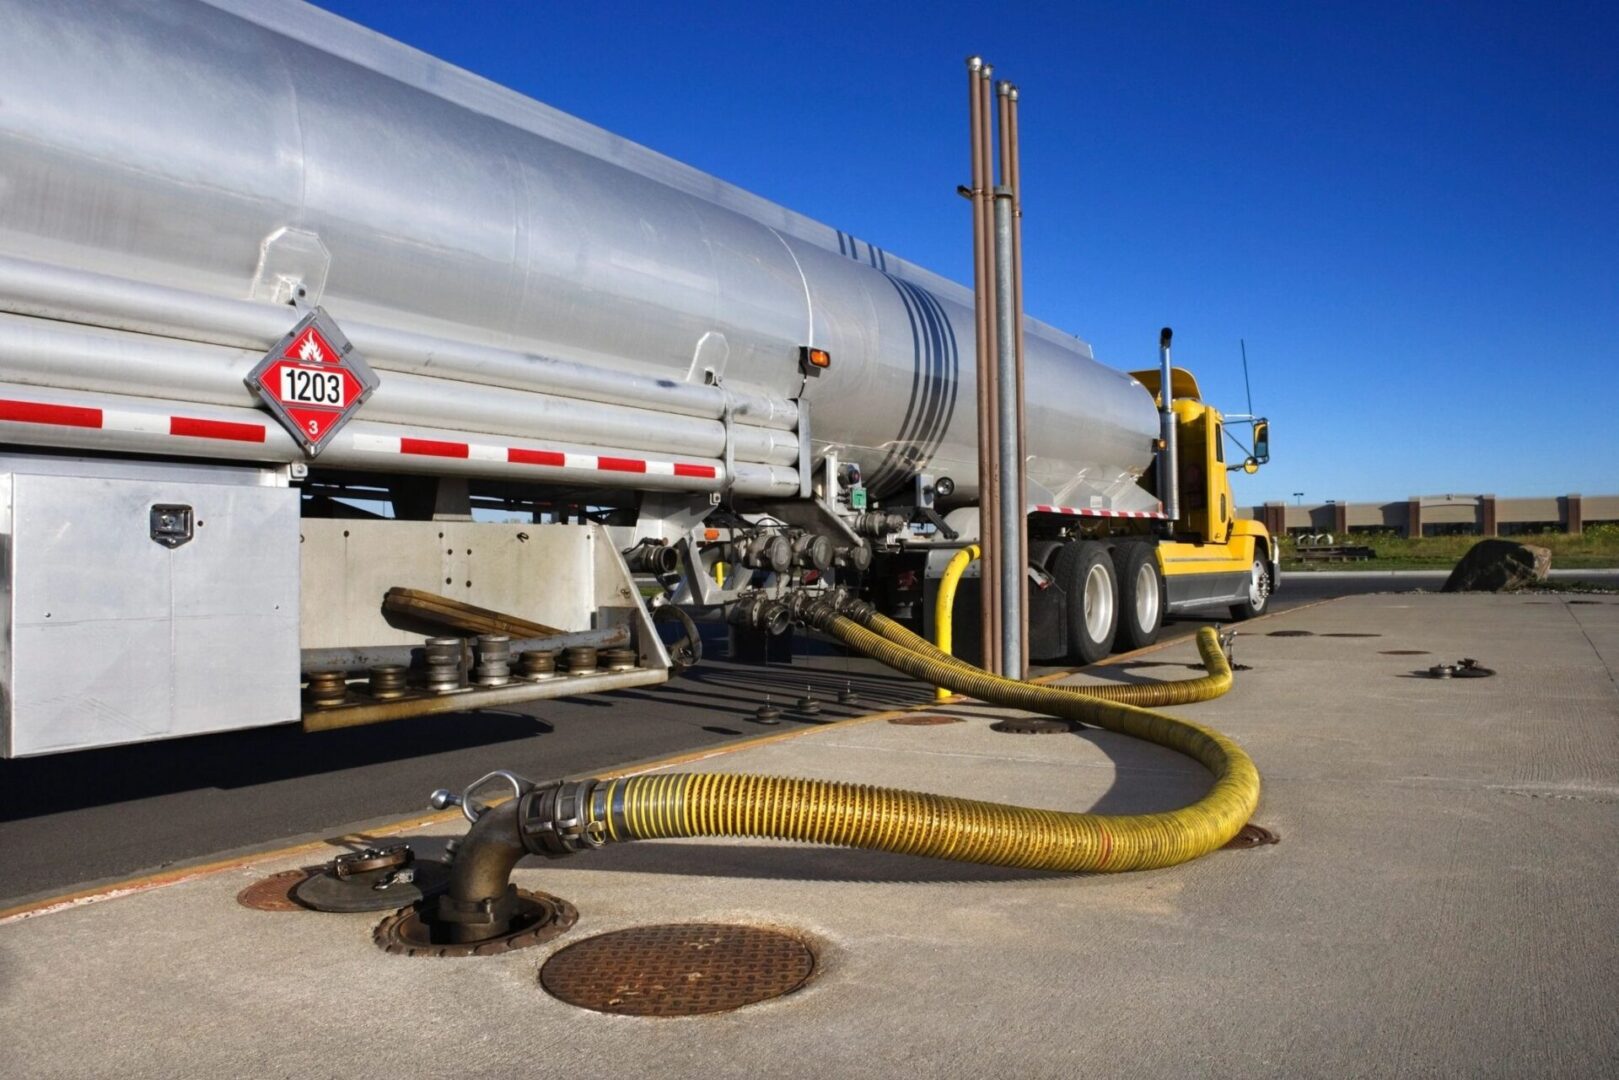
<box><xmin>150</xmin><ymin>504</ymin><xmax>194</xmax><ymax>549</ymax></box>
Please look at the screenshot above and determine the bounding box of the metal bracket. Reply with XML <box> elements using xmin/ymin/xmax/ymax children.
<box><xmin>795</xmin><ymin>398</ymin><xmax>812</xmax><ymax>499</ymax></box>
<box><xmin>721</xmin><ymin>402</ymin><xmax>737</xmax><ymax>499</ymax></box>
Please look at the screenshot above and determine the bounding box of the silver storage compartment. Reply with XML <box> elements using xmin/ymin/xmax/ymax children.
<box><xmin>1</xmin><ymin>469</ymin><xmax>300</xmax><ymax>756</ymax></box>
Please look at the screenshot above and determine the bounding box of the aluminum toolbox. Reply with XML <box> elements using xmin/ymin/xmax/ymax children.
<box><xmin>0</xmin><ymin>461</ymin><xmax>299</xmax><ymax>756</ymax></box>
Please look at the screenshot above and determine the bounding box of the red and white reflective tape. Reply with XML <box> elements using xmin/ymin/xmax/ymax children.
<box><xmin>347</xmin><ymin>433</ymin><xmax>718</xmax><ymax>478</ymax></box>
<box><xmin>1029</xmin><ymin>503</ymin><xmax>1168</xmax><ymax>520</ymax></box>
<box><xmin>0</xmin><ymin>397</ymin><xmax>267</xmax><ymax>443</ymax></box>
<box><xmin>0</xmin><ymin>395</ymin><xmax>722</xmax><ymax>480</ymax></box>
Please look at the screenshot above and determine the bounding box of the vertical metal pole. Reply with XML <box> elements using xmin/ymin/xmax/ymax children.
<box><xmin>967</xmin><ymin>56</ymin><xmax>998</xmax><ymax>674</ymax></box>
<box><xmin>1158</xmin><ymin>327</ymin><xmax>1180</xmax><ymax>522</ymax></box>
<box><xmin>1007</xmin><ymin>85</ymin><xmax>1029</xmax><ymax>678</ymax></box>
<box><xmin>979</xmin><ymin>64</ymin><xmax>1002</xmax><ymax>675</ymax></box>
<box><xmin>993</xmin><ymin>81</ymin><xmax>1022</xmax><ymax>678</ymax></box>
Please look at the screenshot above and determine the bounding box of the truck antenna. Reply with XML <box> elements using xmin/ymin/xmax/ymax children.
<box><xmin>1239</xmin><ymin>338</ymin><xmax>1254</xmax><ymax>417</ymax></box>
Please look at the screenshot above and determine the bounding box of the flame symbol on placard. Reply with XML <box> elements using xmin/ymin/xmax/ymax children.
<box><xmin>298</xmin><ymin>335</ymin><xmax>325</xmax><ymax>363</ymax></box>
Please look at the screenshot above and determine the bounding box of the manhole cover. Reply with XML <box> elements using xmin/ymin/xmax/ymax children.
<box><xmin>236</xmin><ymin>867</ymin><xmax>318</xmax><ymax>911</ymax></box>
<box><xmin>1267</xmin><ymin>630</ymin><xmax>1314</xmax><ymax>637</ymax></box>
<box><xmin>540</xmin><ymin>923</ymin><xmax>815</xmax><ymax>1016</ymax></box>
<box><xmin>888</xmin><ymin>714</ymin><xmax>963</xmax><ymax>726</ymax></box>
<box><xmin>1568</xmin><ymin>600</ymin><xmax>1600</xmax><ymax>605</ymax></box>
<box><xmin>1380</xmin><ymin>649</ymin><xmax>1430</xmax><ymax>656</ymax></box>
<box><xmin>1323</xmin><ymin>632</ymin><xmax>1381</xmax><ymax>638</ymax></box>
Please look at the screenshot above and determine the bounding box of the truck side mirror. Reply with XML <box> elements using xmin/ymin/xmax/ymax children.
<box><xmin>1253</xmin><ymin>420</ymin><xmax>1270</xmax><ymax>464</ymax></box>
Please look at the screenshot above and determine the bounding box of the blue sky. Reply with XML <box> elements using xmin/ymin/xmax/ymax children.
<box><xmin>313</xmin><ymin>1</ymin><xmax>1617</xmax><ymax>503</ymax></box>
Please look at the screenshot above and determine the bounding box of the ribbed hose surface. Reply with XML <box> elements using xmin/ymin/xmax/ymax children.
<box><xmin>591</xmin><ymin>622</ymin><xmax>1260</xmax><ymax>872</ymax></box>
<box><xmin>869</xmin><ymin>608</ymin><xmax>1232</xmax><ymax>707</ymax></box>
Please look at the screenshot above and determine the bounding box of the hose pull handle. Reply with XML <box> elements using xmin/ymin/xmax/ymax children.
<box><xmin>429</xmin><ymin>770</ymin><xmax>535</xmax><ymax>824</ymax></box>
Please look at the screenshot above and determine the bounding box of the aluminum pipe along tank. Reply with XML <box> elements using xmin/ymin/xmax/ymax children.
<box><xmin>0</xmin><ymin>0</ymin><xmax>1157</xmax><ymax>504</ymax></box>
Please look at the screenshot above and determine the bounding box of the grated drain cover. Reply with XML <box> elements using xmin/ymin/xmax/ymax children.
<box><xmin>1380</xmin><ymin>649</ymin><xmax>1430</xmax><ymax>656</ymax></box>
<box><xmin>1323</xmin><ymin>632</ymin><xmax>1382</xmax><ymax>638</ymax></box>
<box><xmin>236</xmin><ymin>868</ymin><xmax>319</xmax><ymax>911</ymax></box>
<box><xmin>540</xmin><ymin>923</ymin><xmax>815</xmax><ymax>1016</ymax></box>
<box><xmin>888</xmin><ymin>714</ymin><xmax>964</xmax><ymax>726</ymax></box>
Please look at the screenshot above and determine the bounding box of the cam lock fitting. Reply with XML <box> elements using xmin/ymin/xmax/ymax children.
<box><xmin>518</xmin><ymin>779</ymin><xmax>605</xmax><ymax>857</ymax></box>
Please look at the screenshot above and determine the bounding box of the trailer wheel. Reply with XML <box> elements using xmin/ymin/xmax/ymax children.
<box><xmin>1113</xmin><ymin>543</ymin><xmax>1164</xmax><ymax>651</ymax></box>
<box><xmin>1229</xmin><ymin>551</ymin><xmax>1273</xmax><ymax>621</ymax></box>
<box><xmin>1055</xmin><ymin>541</ymin><xmax>1118</xmax><ymax>665</ymax></box>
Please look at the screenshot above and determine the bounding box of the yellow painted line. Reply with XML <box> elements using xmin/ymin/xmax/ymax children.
<box><xmin>0</xmin><ymin>701</ymin><xmax>923</xmax><ymax>926</ymax></box>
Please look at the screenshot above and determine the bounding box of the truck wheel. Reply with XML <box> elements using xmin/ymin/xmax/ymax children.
<box><xmin>1229</xmin><ymin>552</ymin><xmax>1273</xmax><ymax>621</ymax></box>
<box><xmin>1055</xmin><ymin>541</ymin><xmax>1118</xmax><ymax>664</ymax></box>
<box><xmin>1113</xmin><ymin>543</ymin><xmax>1164</xmax><ymax>650</ymax></box>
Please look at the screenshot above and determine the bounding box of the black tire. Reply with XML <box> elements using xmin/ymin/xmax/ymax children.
<box><xmin>1113</xmin><ymin>543</ymin><xmax>1164</xmax><ymax>651</ymax></box>
<box><xmin>1054</xmin><ymin>540</ymin><xmax>1118</xmax><ymax>665</ymax></box>
<box><xmin>1228</xmin><ymin>549</ymin><xmax>1273</xmax><ymax>621</ymax></box>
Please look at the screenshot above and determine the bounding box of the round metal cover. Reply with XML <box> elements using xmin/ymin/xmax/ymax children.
<box><xmin>540</xmin><ymin>923</ymin><xmax>815</xmax><ymax>1016</ymax></box>
<box><xmin>294</xmin><ymin>857</ymin><xmax>451</xmax><ymax>913</ymax></box>
<box><xmin>991</xmin><ymin>717</ymin><xmax>1074</xmax><ymax>735</ymax></box>
<box><xmin>1267</xmin><ymin>630</ymin><xmax>1314</xmax><ymax>637</ymax></box>
<box><xmin>1380</xmin><ymin>650</ymin><xmax>1430</xmax><ymax>656</ymax></box>
<box><xmin>236</xmin><ymin>867</ymin><xmax>319</xmax><ymax>911</ymax></box>
<box><xmin>888</xmin><ymin>714</ymin><xmax>963</xmax><ymax>726</ymax></box>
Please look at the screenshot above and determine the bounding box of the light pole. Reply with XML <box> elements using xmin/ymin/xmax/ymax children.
<box><xmin>1293</xmin><ymin>492</ymin><xmax>1304</xmax><ymax>506</ymax></box>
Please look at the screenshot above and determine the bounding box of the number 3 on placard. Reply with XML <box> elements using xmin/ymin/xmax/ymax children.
<box><xmin>307</xmin><ymin>419</ymin><xmax>319</xmax><ymax>435</ymax></box>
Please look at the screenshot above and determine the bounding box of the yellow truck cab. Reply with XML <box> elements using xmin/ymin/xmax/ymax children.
<box><xmin>1130</xmin><ymin>365</ymin><xmax>1276</xmax><ymax>625</ymax></box>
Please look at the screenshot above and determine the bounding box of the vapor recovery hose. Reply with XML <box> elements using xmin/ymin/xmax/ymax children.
<box><xmin>872</xmin><ymin>605</ymin><xmax>1232</xmax><ymax>708</ymax></box>
<box><xmin>563</xmin><ymin>621</ymin><xmax>1259</xmax><ymax>872</ymax></box>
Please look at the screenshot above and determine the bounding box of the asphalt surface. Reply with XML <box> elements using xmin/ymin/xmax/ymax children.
<box><xmin>0</xmin><ymin>569</ymin><xmax>1606</xmax><ymax>906</ymax></box>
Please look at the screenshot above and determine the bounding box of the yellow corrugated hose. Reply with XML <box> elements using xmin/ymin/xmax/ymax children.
<box><xmin>585</xmin><ymin>619</ymin><xmax>1260</xmax><ymax>872</ymax></box>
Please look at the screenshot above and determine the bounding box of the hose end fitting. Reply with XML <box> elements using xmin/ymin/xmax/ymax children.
<box><xmin>519</xmin><ymin>779</ymin><xmax>603</xmax><ymax>858</ymax></box>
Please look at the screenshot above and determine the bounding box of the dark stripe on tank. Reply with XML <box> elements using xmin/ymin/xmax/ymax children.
<box><xmin>868</xmin><ymin>275</ymin><xmax>959</xmax><ymax>496</ymax></box>
<box><xmin>868</xmin><ymin>275</ymin><xmax>928</xmax><ymax>492</ymax></box>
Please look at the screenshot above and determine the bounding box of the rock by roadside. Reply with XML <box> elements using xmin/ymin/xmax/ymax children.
<box><xmin>1442</xmin><ymin>539</ymin><xmax>1552</xmax><ymax>592</ymax></box>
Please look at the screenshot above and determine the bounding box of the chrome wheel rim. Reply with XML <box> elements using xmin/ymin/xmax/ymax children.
<box><xmin>1135</xmin><ymin>562</ymin><xmax>1160</xmax><ymax>630</ymax></box>
<box><xmin>1084</xmin><ymin>563</ymin><xmax>1114</xmax><ymax>642</ymax></box>
<box><xmin>1249</xmin><ymin>558</ymin><xmax>1270</xmax><ymax>608</ymax></box>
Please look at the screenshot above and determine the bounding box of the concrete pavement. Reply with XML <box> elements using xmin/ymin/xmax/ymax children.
<box><xmin>4</xmin><ymin>593</ymin><xmax>1617</xmax><ymax>1078</ymax></box>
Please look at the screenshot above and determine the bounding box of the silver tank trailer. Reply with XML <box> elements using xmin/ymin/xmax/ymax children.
<box><xmin>0</xmin><ymin>0</ymin><xmax>1159</xmax><ymax>509</ymax></box>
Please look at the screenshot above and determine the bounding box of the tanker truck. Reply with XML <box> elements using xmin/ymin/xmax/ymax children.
<box><xmin>0</xmin><ymin>0</ymin><xmax>1273</xmax><ymax>757</ymax></box>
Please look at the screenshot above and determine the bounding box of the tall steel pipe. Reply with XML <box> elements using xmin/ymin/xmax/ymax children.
<box><xmin>967</xmin><ymin>56</ymin><xmax>1000</xmax><ymax>675</ymax></box>
<box><xmin>1158</xmin><ymin>327</ymin><xmax>1180</xmax><ymax>522</ymax></box>
<box><xmin>992</xmin><ymin>136</ymin><xmax>1022</xmax><ymax>675</ymax></box>
<box><xmin>1007</xmin><ymin>86</ymin><xmax>1030</xmax><ymax>678</ymax></box>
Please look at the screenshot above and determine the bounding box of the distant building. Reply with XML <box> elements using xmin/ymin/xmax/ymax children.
<box><xmin>1241</xmin><ymin>493</ymin><xmax>1616</xmax><ymax>538</ymax></box>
